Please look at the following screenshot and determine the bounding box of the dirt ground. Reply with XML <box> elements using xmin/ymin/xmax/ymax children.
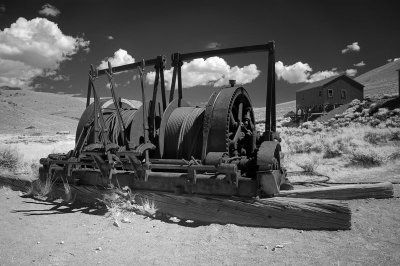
<box><xmin>0</xmin><ymin>184</ymin><xmax>399</xmax><ymax>266</ymax></box>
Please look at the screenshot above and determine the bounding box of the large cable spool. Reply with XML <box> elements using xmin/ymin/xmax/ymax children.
<box><xmin>159</xmin><ymin>86</ymin><xmax>255</xmax><ymax>161</ymax></box>
<box><xmin>76</xmin><ymin>98</ymin><xmax>139</xmax><ymax>147</ymax></box>
<box><xmin>159</xmin><ymin>99</ymin><xmax>203</xmax><ymax>159</ymax></box>
<box><xmin>163</xmin><ymin>106</ymin><xmax>205</xmax><ymax>159</ymax></box>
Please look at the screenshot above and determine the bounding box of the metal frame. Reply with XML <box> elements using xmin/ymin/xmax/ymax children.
<box><xmin>167</xmin><ymin>42</ymin><xmax>276</xmax><ymax>140</ymax></box>
<box><xmin>40</xmin><ymin>42</ymin><xmax>282</xmax><ymax>197</ymax></box>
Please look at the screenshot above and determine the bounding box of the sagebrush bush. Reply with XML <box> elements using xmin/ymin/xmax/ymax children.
<box><xmin>389</xmin><ymin>129</ymin><xmax>400</xmax><ymax>141</ymax></box>
<box><xmin>284</xmin><ymin>135</ymin><xmax>323</xmax><ymax>154</ymax></box>
<box><xmin>323</xmin><ymin>139</ymin><xmax>344</xmax><ymax>158</ymax></box>
<box><xmin>0</xmin><ymin>146</ymin><xmax>21</xmax><ymax>172</ymax></box>
<box><xmin>295</xmin><ymin>154</ymin><xmax>320</xmax><ymax>173</ymax></box>
<box><xmin>348</xmin><ymin>147</ymin><xmax>384</xmax><ymax>167</ymax></box>
<box><xmin>279</xmin><ymin>122</ymin><xmax>400</xmax><ymax>171</ymax></box>
<box><xmin>364</xmin><ymin>131</ymin><xmax>384</xmax><ymax>144</ymax></box>
<box><xmin>349</xmin><ymin>99</ymin><xmax>361</xmax><ymax>107</ymax></box>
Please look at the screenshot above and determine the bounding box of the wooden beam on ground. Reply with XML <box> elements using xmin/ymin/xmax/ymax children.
<box><xmin>278</xmin><ymin>182</ymin><xmax>394</xmax><ymax>200</ymax></box>
<box><xmin>1</xmin><ymin>175</ymin><xmax>351</xmax><ymax>230</ymax></box>
<box><xmin>51</xmin><ymin>183</ymin><xmax>351</xmax><ymax>230</ymax></box>
<box><xmin>132</xmin><ymin>191</ymin><xmax>351</xmax><ymax>230</ymax></box>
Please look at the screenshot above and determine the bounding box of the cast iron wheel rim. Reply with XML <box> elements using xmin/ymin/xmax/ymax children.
<box><xmin>204</xmin><ymin>86</ymin><xmax>255</xmax><ymax>157</ymax></box>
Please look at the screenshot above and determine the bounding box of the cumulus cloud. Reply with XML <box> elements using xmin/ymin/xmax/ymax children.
<box><xmin>0</xmin><ymin>17</ymin><xmax>90</xmax><ymax>88</ymax></box>
<box><xmin>387</xmin><ymin>58</ymin><xmax>400</xmax><ymax>62</ymax></box>
<box><xmin>345</xmin><ymin>68</ymin><xmax>357</xmax><ymax>77</ymax></box>
<box><xmin>308</xmin><ymin>70</ymin><xmax>339</xmax><ymax>82</ymax></box>
<box><xmin>275</xmin><ymin>61</ymin><xmax>339</xmax><ymax>84</ymax></box>
<box><xmin>0</xmin><ymin>58</ymin><xmax>42</xmax><ymax>87</ymax></box>
<box><xmin>107</xmin><ymin>35</ymin><xmax>114</xmax><ymax>40</ymax></box>
<box><xmin>51</xmin><ymin>74</ymin><xmax>70</xmax><ymax>81</ymax></box>
<box><xmin>98</xmin><ymin>49</ymin><xmax>135</xmax><ymax>70</ymax></box>
<box><xmin>341</xmin><ymin>42</ymin><xmax>360</xmax><ymax>54</ymax></box>
<box><xmin>275</xmin><ymin>61</ymin><xmax>311</xmax><ymax>83</ymax></box>
<box><xmin>206</xmin><ymin>42</ymin><xmax>221</xmax><ymax>49</ymax></box>
<box><xmin>38</xmin><ymin>4</ymin><xmax>60</xmax><ymax>17</ymax></box>
<box><xmin>353</xmin><ymin>61</ymin><xmax>366</xmax><ymax>67</ymax></box>
<box><xmin>146</xmin><ymin>56</ymin><xmax>260</xmax><ymax>89</ymax></box>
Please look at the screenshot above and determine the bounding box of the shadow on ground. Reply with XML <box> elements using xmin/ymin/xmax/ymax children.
<box><xmin>11</xmin><ymin>196</ymin><xmax>107</xmax><ymax>216</ymax></box>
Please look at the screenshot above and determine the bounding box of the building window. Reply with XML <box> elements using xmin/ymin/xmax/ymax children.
<box><xmin>319</xmin><ymin>90</ymin><xmax>322</xmax><ymax>97</ymax></box>
<box><xmin>341</xmin><ymin>89</ymin><xmax>347</xmax><ymax>99</ymax></box>
<box><xmin>328</xmin><ymin>89</ymin><xmax>333</xmax><ymax>98</ymax></box>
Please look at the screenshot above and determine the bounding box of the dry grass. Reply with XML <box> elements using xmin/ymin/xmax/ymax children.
<box><xmin>279</xmin><ymin>124</ymin><xmax>400</xmax><ymax>174</ymax></box>
<box><xmin>0</xmin><ymin>146</ymin><xmax>21</xmax><ymax>173</ymax></box>
<box><xmin>63</xmin><ymin>182</ymin><xmax>73</xmax><ymax>203</ymax></box>
<box><xmin>0</xmin><ymin>185</ymin><xmax>13</xmax><ymax>195</ymax></box>
<box><xmin>100</xmin><ymin>187</ymin><xmax>158</xmax><ymax>224</ymax></box>
<box><xmin>347</xmin><ymin>148</ymin><xmax>385</xmax><ymax>167</ymax></box>
<box><xmin>295</xmin><ymin>154</ymin><xmax>320</xmax><ymax>173</ymax></box>
<box><xmin>25</xmin><ymin>172</ymin><xmax>73</xmax><ymax>203</ymax></box>
<box><xmin>25</xmin><ymin>178</ymin><xmax>55</xmax><ymax>198</ymax></box>
<box><xmin>0</xmin><ymin>145</ymin><xmax>41</xmax><ymax>178</ymax></box>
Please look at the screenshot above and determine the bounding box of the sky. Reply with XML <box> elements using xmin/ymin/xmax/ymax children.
<box><xmin>0</xmin><ymin>0</ymin><xmax>399</xmax><ymax>106</ymax></box>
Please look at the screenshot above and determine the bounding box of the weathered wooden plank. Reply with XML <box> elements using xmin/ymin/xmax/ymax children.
<box><xmin>1</xmin><ymin>175</ymin><xmax>351</xmax><ymax>230</ymax></box>
<box><xmin>278</xmin><ymin>182</ymin><xmax>394</xmax><ymax>200</ymax></box>
<box><xmin>132</xmin><ymin>191</ymin><xmax>351</xmax><ymax>230</ymax></box>
<box><xmin>49</xmin><ymin>184</ymin><xmax>351</xmax><ymax>230</ymax></box>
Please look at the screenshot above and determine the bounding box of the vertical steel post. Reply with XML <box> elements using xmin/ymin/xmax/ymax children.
<box><xmin>177</xmin><ymin>54</ymin><xmax>183</xmax><ymax>106</ymax></box>
<box><xmin>270</xmin><ymin>46</ymin><xmax>276</xmax><ymax>133</ymax></box>
<box><xmin>169</xmin><ymin>53</ymin><xmax>178</xmax><ymax>103</ymax></box>
<box><xmin>138</xmin><ymin>60</ymin><xmax>150</xmax><ymax>163</ymax></box>
<box><xmin>89</xmin><ymin>77</ymin><xmax>99</xmax><ymax>143</ymax></box>
<box><xmin>265</xmin><ymin>44</ymin><xmax>274</xmax><ymax>140</ymax></box>
<box><xmin>86</xmin><ymin>79</ymin><xmax>92</xmax><ymax>107</ymax></box>
<box><xmin>149</xmin><ymin>63</ymin><xmax>160</xmax><ymax>142</ymax></box>
<box><xmin>159</xmin><ymin>56</ymin><xmax>167</xmax><ymax>111</ymax></box>
<box><xmin>105</xmin><ymin>61</ymin><xmax>129</xmax><ymax>149</ymax></box>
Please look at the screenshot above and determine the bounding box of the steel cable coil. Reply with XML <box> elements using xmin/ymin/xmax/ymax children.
<box><xmin>164</xmin><ymin>106</ymin><xmax>205</xmax><ymax>159</ymax></box>
<box><xmin>76</xmin><ymin>99</ymin><xmax>139</xmax><ymax>147</ymax></box>
<box><xmin>102</xmin><ymin>109</ymin><xmax>138</xmax><ymax>145</ymax></box>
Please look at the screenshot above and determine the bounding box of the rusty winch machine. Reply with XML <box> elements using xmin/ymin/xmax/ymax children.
<box><xmin>39</xmin><ymin>42</ymin><xmax>290</xmax><ymax>197</ymax></box>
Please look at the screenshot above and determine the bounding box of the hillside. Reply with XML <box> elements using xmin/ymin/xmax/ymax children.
<box><xmin>254</xmin><ymin>100</ymin><xmax>296</xmax><ymax>121</ymax></box>
<box><xmin>0</xmin><ymin>87</ymin><xmax>86</xmax><ymax>134</ymax></box>
<box><xmin>1</xmin><ymin>57</ymin><xmax>398</xmax><ymax>136</ymax></box>
<box><xmin>272</xmin><ymin>60</ymin><xmax>400</xmax><ymax>121</ymax></box>
<box><xmin>356</xmin><ymin>60</ymin><xmax>400</xmax><ymax>97</ymax></box>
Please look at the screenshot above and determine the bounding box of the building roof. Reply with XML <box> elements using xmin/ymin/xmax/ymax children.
<box><xmin>296</xmin><ymin>74</ymin><xmax>364</xmax><ymax>92</ymax></box>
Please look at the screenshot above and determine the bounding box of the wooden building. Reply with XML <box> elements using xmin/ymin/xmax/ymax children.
<box><xmin>296</xmin><ymin>75</ymin><xmax>364</xmax><ymax>120</ymax></box>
